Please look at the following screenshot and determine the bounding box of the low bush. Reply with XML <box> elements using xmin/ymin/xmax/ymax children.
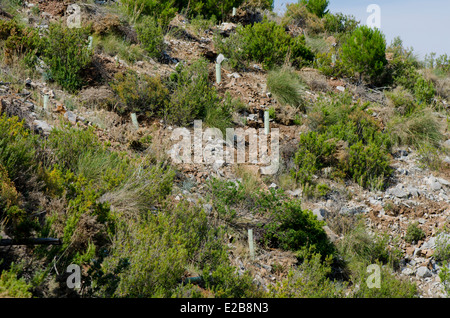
<box><xmin>98</xmin><ymin>158</ymin><xmax>175</xmax><ymax>218</ymax></box>
<box><xmin>215</xmin><ymin>17</ymin><xmax>314</xmax><ymax>70</ymax></box>
<box><xmin>341</xmin><ymin>25</ymin><xmax>388</xmax><ymax>84</ymax></box>
<box><xmin>0</xmin><ymin>114</ymin><xmax>37</xmax><ymax>186</ymax></box>
<box><xmin>389</xmin><ymin>47</ymin><xmax>436</xmax><ymax>104</ymax></box>
<box><xmin>300</xmin><ymin>0</ymin><xmax>329</xmax><ymax>18</ymax></box>
<box><xmin>337</xmin><ymin>222</ymin><xmax>402</xmax><ymax>267</ymax></box>
<box><xmin>404</xmin><ymin>222</ymin><xmax>425</xmax><ymax>244</ymax></box>
<box><xmin>343</xmin><ymin>140</ymin><xmax>392</xmax><ymax>190</ymax></box>
<box><xmin>135</xmin><ymin>15</ymin><xmax>165</xmax><ymax>59</ymax></box>
<box><xmin>39</xmin><ymin>23</ymin><xmax>93</xmax><ymax>92</ymax></box>
<box><xmin>0</xmin><ymin>19</ymin><xmax>40</xmax><ymax>65</ymax></box>
<box><xmin>413</xmin><ymin>76</ymin><xmax>436</xmax><ymax>104</ymax></box>
<box><xmin>350</xmin><ymin>261</ymin><xmax>417</xmax><ymax>298</ymax></box>
<box><xmin>263</xmin><ymin>200</ymin><xmax>335</xmax><ymax>258</ymax></box>
<box><xmin>282</xmin><ymin>2</ymin><xmax>325</xmax><ymax>35</ymax></box>
<box><xmin>93</xmin><ymin>201</ymin><xmax>259</xmax><ymax>297</ymax></box>
<box><xmin>270</xmin><ymin>251</ymin><xmax>347</xmax><ymax>298</ymax></box>
<box><xmin>175</xmin><ymin>0</ymin><xmax>245</xmax><ymax>21</ymax></box>
<box><xmin>165</xmin><ymin>58</ymin><xmax>236</xmax><ymax>127</ymax></box>
<box><xmin>44</xmin><ymin>124</ymin><xmax>100</xmax><ymax>172</ymax></box>
<box><xmin>292</xmin><ymin>93</ymin><xmax>392</xmax><ymax>189</ymax></box>
<box><xmin>204</xmin><ymin>92</ymin><xmax>239</xmax><ymax>135</ymax></box>
<box><xmin>0</xmin><ymin>164</ymin><xmax>37</xmax><ymax>237</ymax></box>
<box><xmin>323</xmin><ymin>12</ymin><xmax>359</xmax><ymax>34</ymax></box>
<box><xmin>314</xmin><ymin>49</ymin><xmax>349</xmax><ymax>78</ymax></box>
<box><xmin>387</xmin><ymin>108</ymin><xmax>442</xmax><ymax>149</ymax></box>
<box><xmin>46</xmin><ymin>170</ymin><xmax>114</xmax><ymax>262</ymax></box>
<box><xmin>267</xmin><ymin>67</ymin><xmax>307</xmax><ymax>110</ymax></box>
<box><xmin>385</xmin><ymin>86</ymin><xmax>417</xmax><ymax>116</ymax></box>
<box><xmin>0</xmin><ymin>263</ymin><xmax>32</xmax><ymax>298</ymax></box>
<box><xmin>424</xmin><ymin>52</ymin><xmax>450</xmax><ymax>75</ymax></box>
<box><xmin>208</xmin><ymin>178</ymin><xmax>282</xmax><ymax>221</ymax></box>
<box><xmin>435</xmin><ymin>233</ymin><xmax>450</xmax><ymax>262</ymax></box>
<box><xmin>0</xmin><ymin>164</ymin><xmax>19</xmax><ymax>211</ymax></box>
<box><xmin>210</xmin><ymin>180</ymin><xmax>335</xmax><ymax>257</ymax></box>
<box><xmin>188</xmin><ymin>14</ymin><xmax>218</xmax><ymax>37</ymax></box>
<box><xmin>95</xmin><ymin>33</ymin><xmax>146</xmax><ymax>63</ymax></box>
<box><xmin>439</xmin><ymin>263</ymin><xmax>450</xmax><ymax>296</ymax></box>
<box><xmin>110</xmin><ymin>69</ymin><xmax>169</xmax><ymax>116</ymax></box>
<box><xmin>201</xmin><ymin>262</ymin><xmax>262</xmax><ymax>298</ymax></box>
<box><xmin>165</xmin><ymin>58</ymin><xmax>216</xmax><ymax>125</ymax></box>
<box><xmin>121</xmin><ymin>0</ymin><xmax>177</xmax><ymax>26</ymax></box>
<box><xmin>292</xmin><ymin>131</ymin><xmax>337</xmax><ymax>185</ymax></box>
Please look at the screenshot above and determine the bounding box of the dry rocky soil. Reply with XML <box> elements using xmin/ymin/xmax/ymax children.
<box><xmin>1</xmin><ymin>1</ymin><xmax>450</xmax><ymax>298</ymax></box>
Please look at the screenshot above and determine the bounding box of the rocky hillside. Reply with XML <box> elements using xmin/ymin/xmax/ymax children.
<box><xmin>0</xmin><ymin>0</ymin><xmax>450</xmax><ymax>298</ymax></box>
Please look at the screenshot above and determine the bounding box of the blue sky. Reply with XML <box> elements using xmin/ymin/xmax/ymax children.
<box><xmin>273</xmin><ymin>0</ymin><xmax>450</xmax><ymax>59</ymax></box>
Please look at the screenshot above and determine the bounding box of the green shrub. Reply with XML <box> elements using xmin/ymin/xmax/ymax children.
<box><xmin>204</xmin><ymin>92</ymin><xmax>238</xmax><ymax>135</ymax></box>
<box><xmin>263</xmin><ymin>200</ymin><xmax>335</xmax><ymax>258</ymax></box>
<box><xmin>314</xmin><ymin>49</ymin><xmax>349</xmax><ymax>78</ymax></box>
<box><xmin>135</xmin><ymin>15</ymin><xmax>165</xmax><ymax>58</ymax></box>
<box><xmin>110</xmin><ymin>69</ymin><xmax>169</xmax><ymax>116</ymax></box>
<box><xmin>45</xmin><ymin>124</ymin><xmax>100</xmax><ymax>172</ymax></box>
<box><xmin>301</xmin><ymin>0</ymin><xmax>329</xmax><ymax>18</ymax></box>
<box><xmin>282</xmin><ymin>2</ymin><xmax>325</xmax><ymax>34</ymax></box>
<box><xmin>75</xmin><ymin>150</ymin><xmax>131</xmax><ymax>192</ymax></box>
<box><xmin>0</xmin><ymin>19</ymin><xmax>40</xmax><ymax>64</ymax></box>
<box><xmin>416</xmin><ymin>142</ymin><xmax>444</xmax><ymax>171</ymax></box>
<box><xmin>202</xmin><ymin>262</ymin><xmax>262</xmax><ymax>298</ymax></box>
<box><xmin>51</xmin><ymin>171</ymin><xmax>114</xmax><ymax>261</ymax></box>
<box><xmin>343</xmin><ymin>140</ymin><xmax>392</xmax><ymax>190</ymax></box>
<box><xmin>175</xmin><ymin>0</ymin><xmax>245</xmax><ymax>21</ymax></box>
<box><xmin>413</xmin><ymin>76</ymin><xmax>436</xmax><ymax>104</ymax></box>
<box><xmin>292</xmin><ymin>131</ymin><xmax>337</xmax><ymax>185</ymax></box>
<box><xmin>391</xmin><ymin>59</ymin><xmax>420</xmax><ymax>92</ymax></box>
<box><xmin>435</xmin><ymin>233</ymin><xmax>450</xmax><ymax>262</ymax></box>
<box><xmin>121</xmin><ymin>0</ymin><xmax>177</xmax><ymax>26</ymax></box>
<box><xmin>439</xmin><ymin>262</ymin><xmax>450</xmax><ymax>296</ymax></box>
<box><xmin>0</xmin><ymin>263</ymin><xmax>32</xmax><ymax>298</ymax></box>
<box><xmin>296</xmin><ymin>93</ymin><xmax>392</xmax><ymax>189</ymax></box>
<box><xmin>94</xmin><ymin>202</ymin><xmax>253</xmax><ymax>297</ymax></box>
<box><xmin>216</xmin><ymin>17</ymin><xmax>314</xmax><ymax>70</ymax></box>
<box><xmin>387</xmin><ymin>108</ymin><xmax>443</xmax><ymax>149</ymax></box>
<box><xmin>267</xmin><ymin>66</ymin><xmax>306</xmax><ymax>109</ymax></box>
<box><xmin>385</xmin><ymin>86</ymin><xmax>418</xmax><ymax>116</ymax></box>
<box><xmin>435</xmin><ymin>53</ymin><xmax>450</xmax><ymax>74</ymax></box>
<box><xmin>40</xmin><ymin>23</ymin><xmax>92</xmax><ymax>92</ymax></box>
<box><xmin>0</xmin><ymin>114</ymin><xmax>37</xmax><ymax>185</ymax></box>
<box><xmin>189</xmin><ymin>14</ymin><xmax>218</xmax><ymax>37</ymax></box>
<box><xmin>404</xmin><ymin>222</ymin><xmax>425</xmax><ymax>244</ymax></box>
<box><xmin>316</xmin><ymin>183</ymin><xmax>330</xmax><ymax>197</ymax></box>
<box><xmin>341</xmin><ymin>25</ymin><xmax>388</xmax><ymax>84</ymax></box>
<box><xmin>324</xmin><ymin>12</ymin><xmax>359</xmax><ymax>34</ymax></box>
<box><xmin>0</xmin><ymin>164</ymin><xmax>19</xmax><ymax>211</ymax></box>
<box><xmin>389</xmin><ymin>44</ymin><xmax>435</xmax><ymax>103</ymax></box>
<box><xmin>208</xmin><ymin>178</ymin><xmax>285</xmax><ymax>222</ymax></box>
<box><xmin>241</xmin><ymin>0</ymin><xmax>274</xmax><ymax>10</ymax></box>
<box><xmin>350</xmin><ymin>261</ymin><xmax>417</xmax><ymax>298</ymax></box>
<box><xmin>208</xmin><ymin>179</ymin><xmax>249</xmax><ymax>221</ymax></box>
<box><xmin>166</xmin><ymin>58</ymin><xmax>217</xmax><ymax>125</ymax></box>
<box><xmin>424</xmin><ymin>52</ymin><xmax>450</xmax><ymax>75</ymax></box>
<box><xmin>98</xmin><ymin>158</ymin><xmax>175</xmax><ymax>218</ymax></box>
<box><xmin>271</xmin><ymin>251</ymin><xmax>347</xmax><ymax>298</ymax></box>
<box><xmin>95</xmin><ymin>33</ymin><xmax>146</xmax><ymax>63</ymax></box>
<box><xmin>95</xmin><ymin>204</ymin><xmax>196</xmax><ymax>297</ymax></box>
<box><xmin>337</xmin><ymin>223</ymin><xmax>401</xmax><ymax>267</ymax></box>
<box><xmin>0</xmin><ymin>164</ymin><xmax>38</xmax><ymax>238</ymax></box>
<box><xmin>387</xmin><ymin>36</ymin><xmax>419</xmax><ymax>67</ymax></box>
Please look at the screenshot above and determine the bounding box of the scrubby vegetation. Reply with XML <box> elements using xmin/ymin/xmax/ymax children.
<box><xmin>215</xmin><ymin>17</ymin><xmax>314</xmax><ymax>70</ymax></box>
<box><xmin>0</xmin><ymin>0</ymin><xmax>448</xmax><ymax>301</ymax></box>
